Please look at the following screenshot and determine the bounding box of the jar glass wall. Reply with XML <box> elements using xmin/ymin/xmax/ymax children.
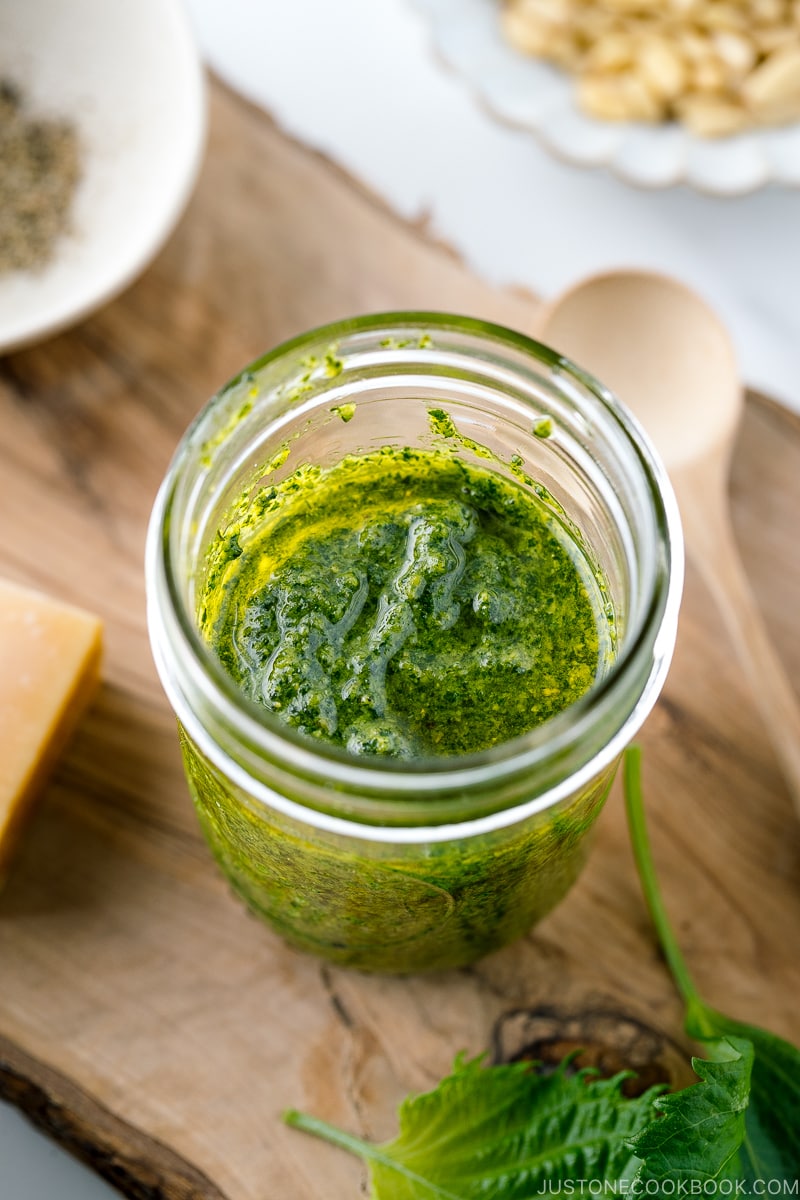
<box><xmin>146</xmin><ymin>313</ymin><xmax>682</xmax><ymax>972</ymax></box>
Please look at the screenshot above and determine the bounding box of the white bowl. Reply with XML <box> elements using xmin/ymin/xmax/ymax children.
<box><xmin>414</xmin><ymin>0</ymin><xmax>800</xmax><ymax>195</ymax></box>
<box><xmin>0</xmin><ymin>0</ymin><xmax>206</xmax><ymax>354</ymax></box>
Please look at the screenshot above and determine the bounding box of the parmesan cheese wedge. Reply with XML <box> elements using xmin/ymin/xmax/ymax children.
<box><xmin>0</xmin><ymin>579</ymin><xmax>102</xmax><ymax>885</ymax></box>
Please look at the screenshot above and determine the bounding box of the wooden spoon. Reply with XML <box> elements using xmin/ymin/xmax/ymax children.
<box><xmin>537</xmin><ymin>269</ymin><xmax>800</xmax><ymax>818</ymax></box>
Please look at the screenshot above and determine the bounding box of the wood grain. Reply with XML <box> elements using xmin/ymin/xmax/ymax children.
<box><xmin>1</xmin><ymin>80</ymin><xmax>799</xmax><ymax>1200</ymax></box>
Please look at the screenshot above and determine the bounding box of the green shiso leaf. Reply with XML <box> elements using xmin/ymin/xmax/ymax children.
<box><xmin>284</xmin><ymin>748</ymin><xmax>800</xmax><ymax>1197</ymax></box>
<box><xmin>694</xmin><ymin>1012</ymin><xmax>800</xmax><ymax>1183</ymax></box>
<box><xmin>285</xmin><ymin>1053</ymin><xmax>661</xmax><ymax>1199</ymax></box>
<box><xmin>629</xmin><ymin>1036</ymin><xmax>753</xmax><ymax>1192</ymax></box>
<box><xmin>623</xmin><ymin>746</ymin><xmax>800</xmax><ymax>1186</ymax></box>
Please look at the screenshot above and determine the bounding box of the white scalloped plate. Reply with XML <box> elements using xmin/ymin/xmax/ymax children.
<box><xmin>414</xmin><ymin>0</ymin><xmax>800</xmax><ymax>195</ymax></box>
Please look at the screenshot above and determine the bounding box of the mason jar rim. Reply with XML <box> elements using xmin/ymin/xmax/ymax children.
<box><xmin>146</xmin><ymin>311</ymin><xmax>683</xmax><ymax>837</ymax></box>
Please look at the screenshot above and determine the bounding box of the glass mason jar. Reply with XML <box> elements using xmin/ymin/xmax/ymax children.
<box><xmin>146</xmin><ymin>313</ymin><xmax>682</xmax><ymax>973</ymax></box>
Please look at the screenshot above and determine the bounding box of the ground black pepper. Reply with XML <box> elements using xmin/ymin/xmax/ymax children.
<box><xmin>0</xmin><ymin>80</ymin><xmax>81</xmax><ymax>273</ymax></box>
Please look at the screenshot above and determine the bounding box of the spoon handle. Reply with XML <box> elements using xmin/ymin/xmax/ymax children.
<box><xmin>682</xmin><ymin>488</ymin><xmax>800</xmax><ymax>819</ymax></box>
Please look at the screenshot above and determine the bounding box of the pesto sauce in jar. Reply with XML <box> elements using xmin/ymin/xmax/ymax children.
<box><xmin>199</xmin><ymin>445</ymin><xmax>608</xmax><ymax>758</ymax></box>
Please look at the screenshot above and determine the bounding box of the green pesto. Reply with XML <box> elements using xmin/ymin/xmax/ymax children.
<box><xmin>199</xmin><ymin>447</ymin><xmax>606</xmax><ymax>760</ymax></box>
<box><xmin>379</xmin><ymin>333</ymin><xmax>433</xmax><ymax>350</ymax></box>
<box><xmin>179</xmin><ymin>723</ymin><xmax>616</xmax><ymax>971</ymax></box>
<box><xmin>331</xmin><ymin>402</ymin><xmax>355</xmax><ymax>422</ymax></box>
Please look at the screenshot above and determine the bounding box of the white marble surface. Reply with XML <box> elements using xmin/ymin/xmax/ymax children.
<box><xmin>186</xmin><ymin>0</ymin><xmax>800</xmax><ymax>414</ymax></box>
<box><xmin>0</xmin><ymin>1098</ymin><xmax>120</xmax><ymax>1198</ymax></box>
<box><xmin>3</xmin><ymin>1</ymin><xmax>799</xmax><ymax>1195</ymax></box>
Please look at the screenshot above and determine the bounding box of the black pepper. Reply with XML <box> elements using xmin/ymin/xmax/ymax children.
<box><xmin>0</xmin><ymin>80</ymin><xmax>81</xmax><ymax>274</ymax></box>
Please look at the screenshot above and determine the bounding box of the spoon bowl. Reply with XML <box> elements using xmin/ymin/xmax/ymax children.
<box><xmin>538</xmin><ymin>270</ymin><xmax>800</xmax><ymax>817</ymax></box>
<box><xmin>538</xmin><ymin>272</ymin><xmax>741</xmax><ymax>472</ymax></box>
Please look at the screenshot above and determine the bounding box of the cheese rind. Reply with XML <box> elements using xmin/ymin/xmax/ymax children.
<box><xmin>0</xmin><ymin>579</ymin><xmax>102</xmax><ymax>884</ymax></box>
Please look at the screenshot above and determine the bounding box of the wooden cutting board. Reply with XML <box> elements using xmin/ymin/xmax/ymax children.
<box><xmin>1</xmin><ymin>81</ymin><xmax>798</xmax><ymax>1200</ymax></box>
